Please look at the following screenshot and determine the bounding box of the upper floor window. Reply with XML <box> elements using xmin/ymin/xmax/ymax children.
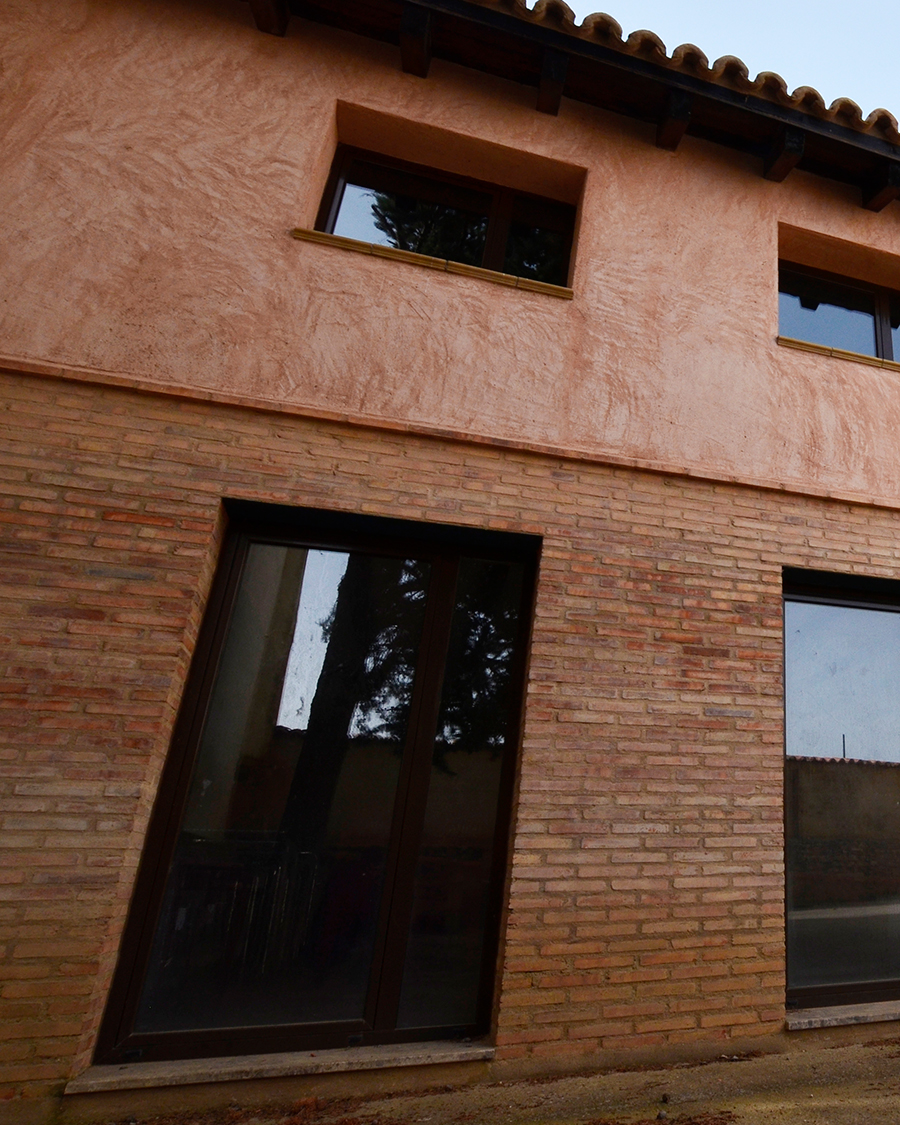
<box><xmin>779</xmin><ymin>263</ymin><xmax>900</xmax><ymax>361</ymax></box>
<box><xmin>316</xmin><ymin>147</ymin><xmax>576</xmax><ymax>288</ymax></box>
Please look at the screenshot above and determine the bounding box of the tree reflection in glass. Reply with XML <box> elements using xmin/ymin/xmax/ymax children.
<box><xmin>135</xmin><ymin>546</ymin><xmax>430</xmax><ymax>1033</ymax></box>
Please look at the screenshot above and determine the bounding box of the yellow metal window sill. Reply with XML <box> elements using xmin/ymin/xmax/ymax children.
<box><xmin>290</xmin><ymin>227</ymin><xmax>574</xmax><ymax>299</ymax></box>
<box><xmin>777</xmin><ymin>335</ymin><xmax>900</xmax><ymax>373</ymax></box>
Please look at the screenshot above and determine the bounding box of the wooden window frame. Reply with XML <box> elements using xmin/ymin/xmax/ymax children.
<box><xmin>779</xmin><ymin>262</ymin><xmax>899</xmax><ymax>362</ymax></box>
<box><xmin>316</xmin><ymin>145</ymin><xmax>576</xmax><ymax>286</ymax></box>
<box><xmin>94</xmin><ymin>501</ymin><xmax>539</xmax><ymax>1064</ymax></box>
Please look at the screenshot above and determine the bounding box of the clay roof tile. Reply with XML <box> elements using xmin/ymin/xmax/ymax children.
<box><xmin>711</xmin><ymin>54</ymin><xmax>752</xmax><ymax>90</ymax></box>
<box><xmin>530</xmin><ymin>0</ymin><xmax>577</xmax><ymax>30</ymax></box>
<box><xmin>754</xmin><ymin>71</ymin><xmax>792</xmax><ymax>105</ymax></box>
<box><xmin>791</xmin><ymin>85</ymin><xmax>828</xmax><ymax>115</ymax></box>
<box><xmin>623</xmin><ymin>28</ymin><xmax>668</xmax><ymax>63</ymax></box>
<box><xmin>473</xmin><ymin>2</ymin><xmax>898</xmax><ymax>144</ymax></box>
<box><xmin>669</xmin><ymin>43</ymin><xmax>710</xmax><ymax>76</ymax></box>
<box><xmin>865</xmin><ymin>107</ymin><xmax>900</xmax><ymax>140</ymax></box>
<box><xmin>829</xmin><ymin>96</ymin><xmax>865</xmax><ymax>128</ymax></box>
<box><xmin>579</xmin><ymin>10</ymin><xmax>623</xmax><ymax>44</ymax></box>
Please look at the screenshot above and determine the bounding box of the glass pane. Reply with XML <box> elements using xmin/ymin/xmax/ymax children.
<box><xmin>135</xmin><ymin>544</ymin><xmax>430</xmax><ymax>1033</ymax></box>
<box><xmin>786</xmin><ymin>759</ymin><xmax>900</xmax><ymax>990</ymax></box>
<box><xmin>891</xmin><ymin>294</ymin><xmax>900</xmax><ymax>362</ymax></box>
<box><xmin>779</xmin><ymin>270</ymin><xmax>877</xmax><ymax>356</ymax></box>
<box><xmin>396</xmin><ymin>558</ymin><xmax>524</xmax><ymax>1029</ymax></box>
<box><xmin>785</xmin><ymin>598</ymin><xmax>900</xmax><ymax>994</ymax></box>
<box><xmin>503</xmin><ymin>222</ymin><xmax>569</xmax><ymax>285</ymax></box>
<box><xmin>333</xmin><ymin>168</ymin><xmax>490</xmax><ymax>266</ymax></box>
<box><xmin>785</xmin><ymin>600</ymin><xmax>900</xmax><ymax>763</ymax></box>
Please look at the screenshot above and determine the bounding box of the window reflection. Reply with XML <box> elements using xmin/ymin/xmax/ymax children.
<box><xmin>136</xmin><ymin>546</ymin><xmax>430</xmax><ymax>1033</ymax></box>
<box><xmin>786</xmin><ymin>594</ymin><xmax>900</xmax><ymax>1004</ymax></box>
<box><xmin>324</xmin><ymin>150</ymin><xmax>575</xmax><ymax>284</ymax></box>
<box><xmin>397</xmin><ymin>557</ymin><xmax>524</xmax><ymax>1029</ymax></box>
<box><xmin>334</xmin><ymin>182</ymin><xmax>489</xmax><ymax>267</ymax></box>
<box><xmin>785</xmin><ymin>600</ymin><xmax>900</xmax><ymax>764</ymax></box>
<box><xmin>779</xmin><ymin>269</ymin><xmax>877</xmax><ymax>357</ymax></box>
<box><xmin>504</xmin><ymin>222</ymin><xmax>569</xmax><ymax>286</ymax></box>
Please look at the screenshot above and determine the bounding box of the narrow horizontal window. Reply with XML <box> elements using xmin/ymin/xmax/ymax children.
<box><xmin>779</xmin><ymin>263</ymin><xmax>897</xmax><ymax>362</ymax></box>
<box><xmin>318</xmin><ymin>147</ymin><xmax>575</xmax><ymax>288</ymax></box>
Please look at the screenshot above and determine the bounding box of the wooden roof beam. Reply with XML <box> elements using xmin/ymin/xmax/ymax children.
<box><xmin>656</xmin><ymin>90</ymin><xmax>692</xmax><ymax>151</ymax></box>
<box><xmin>400</xmin><ymin>3</ymin><xmax>433</xmax><ymax>78</ymax></box>
<box><xmin>248</xmin><ymin>0</ymin><xmax>289</xmax><ymax>36</ymax></box>
<box><xmin>764</xmin><ymin>125</ymin><xmax>805</xmax><ymax>182</ymax></box>
<box><xmin>863</xmin><ymin>160</ymin><xmax>900</xmax><ymax>211</ymax></box>
<box><xmin>536</xmin><ymin>49</ymin><xmax>568</xmax><ymax>116</ymax></box>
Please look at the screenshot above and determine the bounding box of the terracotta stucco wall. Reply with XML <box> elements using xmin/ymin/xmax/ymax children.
<box><xmin>4</xmin><ymin>0</ymin><xmax>900</xmax><ymax>507</ymax></box>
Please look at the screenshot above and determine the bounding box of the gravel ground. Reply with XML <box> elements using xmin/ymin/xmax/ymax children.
<box><xmin>109</xmin><ymin>1033</ymin><xmax>900</xmax><ymax>1125</ymax></box>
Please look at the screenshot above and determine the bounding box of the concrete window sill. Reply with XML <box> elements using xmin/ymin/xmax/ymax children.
<box><xmin>290</xmin><ymin>227</ymin><xmax>574</xmax><ymax>299</ymax></box>
<box><xmin>65</xmin><ymin>1041</ymin><xmax>495</xmax><ymax>1095</ymax></box>
<box><xmin>786</xmin><ymin>999</ymin><xmax>900</xmax><ymax>1031</ymax></box>
<box><xmin>777</xmin><ymin>335</ymin><xmax>900</xmax><ymax>373</ymax></box>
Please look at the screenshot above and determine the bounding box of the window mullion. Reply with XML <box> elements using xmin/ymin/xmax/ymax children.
<box><xmin>877</xmin><ymin>290</ymin><xmax>894</xmax><ymax>361</ymax></box>
<box><xmin>482</xmin><ymin>188</ymin><xmax>514</xmax><ymax>272</ymax></box>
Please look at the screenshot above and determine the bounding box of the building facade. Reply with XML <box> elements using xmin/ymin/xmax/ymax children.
<box><xmin>4</xmin><ymin>0</ymin><xmax>900</xmax><ymax>1119</ymax></box>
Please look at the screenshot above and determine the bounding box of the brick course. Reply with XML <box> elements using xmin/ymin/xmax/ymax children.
<box><xmin>2</xmin><ymin>368</ymin><xmax>899</xmax><ymax>1095</ymax></box>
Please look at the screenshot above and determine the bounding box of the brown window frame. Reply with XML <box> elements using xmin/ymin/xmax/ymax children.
<box><xmin>784</xmin><ymin>567</ymin><xmax>900</xmax><ymax>1011</ymax></box>
<box><xmin>779</xmin><ymin>262</ymin><xmax>900</xmax><ymax>361</ymax></box>
<box><xmin>95</xmin><ymin>501</ymin><xmax>539</xmax><ymax>1064</ymax></box>
<box><xmin>316</xmin><ymin>145</ymin><xmax>577</xmax><ymax>287</ymax></box>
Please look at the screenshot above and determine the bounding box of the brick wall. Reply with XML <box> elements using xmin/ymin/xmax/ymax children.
<box><xmin>3</xmin><ymin>369</ymin><xmax>900</xmax><ymax>1096</ymax></box>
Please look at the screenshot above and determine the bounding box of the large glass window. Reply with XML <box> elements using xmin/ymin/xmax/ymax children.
<box><xmin>96</xmin><ymin>506</ymin><xmax>537</xmax><ymax>1062</ymax></box>
<box><xmin>319</xmin><ymin>147</ymin><xmax>576</xmax><ymax>287</ymax></box>
<box><xmin>785</xmin><ymin>571</ymin><xmax>900</xmax><ymax>1007</ymax></box>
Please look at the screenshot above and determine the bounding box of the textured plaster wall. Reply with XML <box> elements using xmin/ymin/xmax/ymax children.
<box><xmin>3</xmin><ymin>0</ymin><xmax>900</xmax><ymax>502</ymax></box>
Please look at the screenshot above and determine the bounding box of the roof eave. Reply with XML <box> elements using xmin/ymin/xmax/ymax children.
<box><xmin>253</xmin><ymin>0</ymin><xmax>900</xmax><ymax>212</ymax></box>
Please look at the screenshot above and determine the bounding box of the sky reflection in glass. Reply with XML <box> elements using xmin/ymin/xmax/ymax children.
<box><xmin>785</xmin><ymin>600</ymin><xmax>900</xmax><ymax>763</ymax></box>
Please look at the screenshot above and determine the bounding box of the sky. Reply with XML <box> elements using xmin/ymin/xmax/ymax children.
<box><xmin>559</xmin><ymin>1</ymin><xmax>900</xmax><ymax>120</ymax></box>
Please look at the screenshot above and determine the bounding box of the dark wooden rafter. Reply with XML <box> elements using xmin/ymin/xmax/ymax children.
<box><xmin>863</xmin><ymin>160</ymin><xmax>900</xmax><ymax>212</ymax></box>
<box><xmin>290</xmin><ymin>0</ymin><xmax>900</xmax><ymax>211</ymax></box>
<box><xmin>764</xmin><ymin>125</ymin><xmax>805</xmax><ymax>182</ymax></box>
<box><xmin>536</xmin><ymin>48</ymin><xmax>568</xmax><ymax>116</ymax></box>
<box><xmin>400</xmin><ymin>2</ymin><xmax>433</xmax><ymax>78</ymax></box>
<box><xmin>656</xmin><ymin>89</ymin><xmax>692</xmax><ymax>151</ymax></box>
<box><xmin>248</xmin><ymin>0</ymin><xmax>289</xmax><ymax>36</ymax></box>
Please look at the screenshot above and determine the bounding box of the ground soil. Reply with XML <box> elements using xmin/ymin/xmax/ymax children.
<box><xmin>106</xmin><ymin>1034</ymin><xmax>900</xmax><ymax>1125</ymax></box>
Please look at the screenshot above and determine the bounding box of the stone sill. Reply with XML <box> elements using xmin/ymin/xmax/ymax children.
<box><xmin>290</xmin><ymin>227</ymin><xmax>574</xmax><ymax>299</ymax></box>
<box><xmin>65</xmin><ymin>1041</ymin><xmax>495</xmax><ymax>1095</ymax></box>
<box><xmin>786</xmin><ymin>999</ymin><xmax>900</xmax><ymax>1031</ymax></box>
<box><xmin>777</xmin><ymin>335</ymin><xmax>900</xmax><ymax>373</ymax></box>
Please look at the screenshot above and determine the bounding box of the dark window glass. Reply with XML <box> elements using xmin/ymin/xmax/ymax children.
<box><xmin>502</xmin><ymin>222</ymin><xmax>569</xmax><ymax>285</ymax></box>
<box><xmin>779</xmin><ymin>269</ymin><xmax>877</xmax><ymax>357</ymax></box>
<box><xmin>785</xmin><ymin>594</ymin><xmax>900</xmax><ymax>1005</ymax></box>
<box><xmin>323</xmin><ymin>148</ymin><xmax>575</xmax><ymax>286</ymax></box>
<box><xmin>136</xmin><ymin>545</ymin><xmax>429</xmax><ymax>1033</ymax></box>
<box><xmin>891</xmin><ymin>294</ymin><xmax>900</xmax><ymax>364</ymax></box>
<box><xmin>334</xmin><ymin>161</ymin><xmax>490</xmax><ymax>267</ymax></box>
<box><xmin>397</xmin><ymin>557</ymin><xmax>524</xmax><ymax>1028</ymax></box>
<box><xmin>98</xmin><ymin>513</ymin><xmax>536</xmax><ymax>1063</ymax></box>
<box><xmin>501</xmin><ymin>194</ymin><xmax>574</xmax><ymax>287</ymax></box>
